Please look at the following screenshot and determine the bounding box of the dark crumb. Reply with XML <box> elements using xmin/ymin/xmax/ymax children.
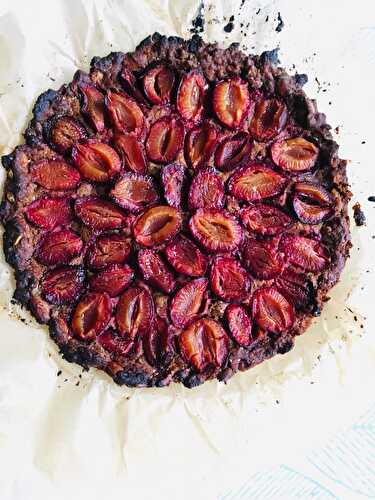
<box><xmin>334</xmin><ymin>126</ymin><xmax>340</xmax><ymax>134</ymax></box>
<box><xmin>310</xmin><ymin>381</ymin><xmax>315</xmax><ymax>384</ymax></box>
<box><xmin>361</xmin><ymin>141</ymin><xmax>366</xmax><ymax>144</ymax></box>
<box><xmin>265</xmin><ymin>15</ymin><xmax>269</xmax><ymax>22</ymax></box>
<box><xmin>275</xmin><ymin>12</ymin><xmax>284</xmax><ymax>32</ymax></box>
<box><xmin>353</xmin><ymin>203</ymin><xmax>366</xmax><ymax>226</ymax></box>
<box><xmin>368</xmin><ymin>196</ymin><xmax>375</xmax><ymax>202</ymax></box>
<box><xmin>57</xmin><ymin>370</ymin><xmax>62</xmax><ymax>376</ymax></box>
<box><xmin>354</xmin><ymin>315</ymin><xmax>358</xmax><ymax>322</ymax></box>
<box><xmin>276</xmin><ymin>400</ymin><xmax>280</xmax><ymax>404</ymax></box>
<box><xmin>256</xmin><ymin>8</ymin><xmax>261</xmax><ymax>14</ymax></box>
<box><xmin>64</xmin><ymin>378</ymin><xmax>68</xmax><ymax>382</ymax></box>
<box><xmin>295</xmin><ymin>73</ymin><xmax>308</xmax><ymax>87</ymax></box>
<box><xmin>190</xmin><ymin>1</ymin><xmax>205</xmax><ymax>34</ymax></box>
<box><xmin>229</xmin><ymin>15</ymin><xmax>234</xmax><ymax>22</ymax></box>
<box><xmin>224</xmin><ymin>21</ymin><xmax>234</xmax><ymax>33</ymax></box>
<box><xmin>312</xmin><ymin>305</ymin><xmax>321</xmax><ymax>317</ymax></box>
<box><xmin>75</xmin><ymin>381</ymin><xmax>80</xmax><ymax>386</ymax></box>
<box><xmin>79</xmin><ymin>373</ymin><xmax>82</xmax><ymax>378</ymax></box>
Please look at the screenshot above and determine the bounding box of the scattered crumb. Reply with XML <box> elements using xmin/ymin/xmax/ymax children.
<box><xmin>353</xmin><ymin>202</ymin><xmax>366</xmax><ymax>226</ymax></box>
<box><xmin>256</xmin><ymin>8</ymin><xmax>261</xmax><ymax>15</ymax></box>
<box><xmin>57</xmin><ymin>370</ymin><xmax>62</xmax><ymax>377</ymax></box>
<box><xmin>224</xmin><ymin>21</ymin><xmax>234</xmax><ymax>33</ymax></box>
<box><xmin>190</xmin><ymin>1</ymin><xmax>205</xmax><ymax>34</ymax></box>
<box><xmin>368</xmin><ymin>196</ymin><xmax>375</xmax><ymax>202</ymax></box>
<box><xmin>276</xmin><ymin>400</ymin><xmax>280</xmax><ymax>404</ymax></box>
<box><xmin>275</xmin><ymin>12</ymin><xmax>284</xmax><ymax>32</ymax></box>
<box><xmin>334</xmin><ymin>126</ymin><xmax>340</xmax><ymax>134</ymax></box>
<box><xmin>362</xmin><ymin>141</ymin><xmax>366</xmax><ymax>144</ymax></box>
<box><xmin>265</xmin><ymin>15</ymin><xmax>269</xmax><ymax>22</ymax></box>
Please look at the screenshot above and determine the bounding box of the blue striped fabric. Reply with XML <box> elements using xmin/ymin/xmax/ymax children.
<box><xmin>220</xmin><ymin>465</ymin><xmax>338</xmax><ymax>499</ymax></box>
<box><xmin>220</xmin><ymin>404</ymin><xmax>375</xmax><ymax>499</ymax></box>
<box><xmin>308</xmin><ymin>404</ymin><xmax>375</xmax><ymax>497</ymax></box>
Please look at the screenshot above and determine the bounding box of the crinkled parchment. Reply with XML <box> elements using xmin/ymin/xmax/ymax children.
<box><xmin>0</xmin><ymin>1</ymin><xmax>374</xmax><ymax>499</ymax></box>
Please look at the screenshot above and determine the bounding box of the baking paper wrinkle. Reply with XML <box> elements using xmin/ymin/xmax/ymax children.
<box><xmin>0</xmin><ymin>0</ymin><xmax>374</xmax><ymax>499</ymax></box>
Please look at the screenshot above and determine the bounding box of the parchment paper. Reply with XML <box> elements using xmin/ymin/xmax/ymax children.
<box><xmin>1</xmin><ymin>1</ymin><xmax>375</xmax><ymax>499</ymax></box>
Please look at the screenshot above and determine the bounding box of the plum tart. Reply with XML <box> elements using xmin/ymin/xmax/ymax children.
<box><xmin>0</xmin><ymin>33</ymin><xmax>351</xmax><ymax>388</ymax></box>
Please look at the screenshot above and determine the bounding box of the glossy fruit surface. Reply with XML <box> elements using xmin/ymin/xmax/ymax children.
<box><xmin>31</xmin><ymin>160</ymin><xmax>81</xmax><ymax>190</ymax></box>
<box><xmin>252</xmin><ymin>287</ymin><xmax>294</xmax><ymax>334</ymax></box>
<box><xmin>271</xmin><ymin>137</ymin><xmax>318</xmax><ymax>172</ymax></box>
<box><xmin>179</xmin><ymin>318</ymin><xmax>229</xmax><ymax>371</ymax></box>
<box><xmin>213</xmin><ymin>78</ymin><xmax>250</xmax><ymax>128</ymax></box>
<box><xmin>133</xmin><ymin>205</ymin><xmax>182</xmax><ymax>247</ymax></box>
<box><xmin>189</xmin><ymin>209</ymin><xmax>243</xmax><ymax>252</ymax></box>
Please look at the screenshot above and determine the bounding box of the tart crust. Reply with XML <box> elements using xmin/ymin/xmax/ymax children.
<box><xmin>1</xmin><ymin>33</ymin><xmax>351</xmax><ymax>388</ymax></box>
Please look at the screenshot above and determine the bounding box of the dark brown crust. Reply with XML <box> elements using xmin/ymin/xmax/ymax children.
<box><xmin>0</xmin><ymin>33</ymin><xmax>351</xmax><ymax>388</ymax></box>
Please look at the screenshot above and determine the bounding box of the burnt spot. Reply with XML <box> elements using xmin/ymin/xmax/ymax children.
<box><xmin>260</xmin><ymin>48</ymin><xmax>280</xmax><ymax>65</ymax></box>
<box><xmin>353</xmin><ymin>203</ymin><xmax>366</xmax><ymax>226</ymax></box>
<box><xmin>114</xmin><ymin>370</ymin><xmax>149</xmax><ymax>387</ymax></box>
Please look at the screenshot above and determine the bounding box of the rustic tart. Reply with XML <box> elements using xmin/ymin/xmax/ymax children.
<box><xmin>0</xmin><ymin>33</ymin><xmax>351</xmax><ymax>388</ymax></box>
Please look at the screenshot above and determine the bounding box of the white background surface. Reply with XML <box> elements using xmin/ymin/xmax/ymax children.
<box><xmin>0</xmin><ymin>1</ymin><xmax>375</xmax><ymax>499</ymax></box>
